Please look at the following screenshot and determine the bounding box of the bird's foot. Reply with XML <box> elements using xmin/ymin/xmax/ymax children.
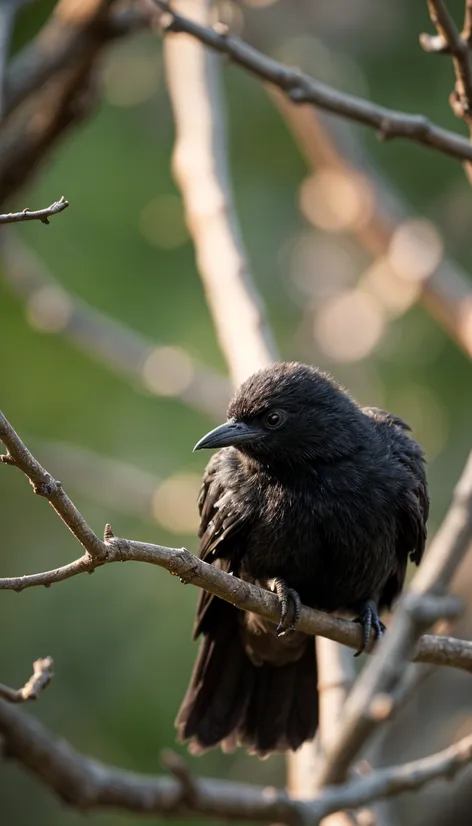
<box><xmin>353</xmin><ymin>600</ymin><xmax>386</xmax><ymax>656</ymax></box>
<box><xmin>271</xmin><ymin>577</ymin><xmax>302</xmax><ymax>636</ymax></box>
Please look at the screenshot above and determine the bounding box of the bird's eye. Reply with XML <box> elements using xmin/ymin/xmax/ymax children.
<box><xmin>264</xmin><ymin>410</ymin><xmax>285</xmax><ymax>429</ymax></box>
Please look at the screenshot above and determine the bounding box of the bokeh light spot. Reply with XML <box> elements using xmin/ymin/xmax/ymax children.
<box><xmin>299</xmin><ymin>169</ymin><xmax>374</xmax><ymax>233</ymax></box>
<box><xmin>26</xmin><ymin>286</ymin><xmax>73</xmax><ymax>333</ymax></box>
<box><xmin>103</xmin><ymin>48</ymin><xmax>159</xmax><ymax>108</ymax></box>
<box><xmin>314</xmin><ymin>289</ymin><xmax>385</xmax><ymax>362</ymax></box>
<box><xmin>152</xmin><ymin>474</ymin><xmax>201</xmax><ymax>534</ymax></box>
<box><xmin>139</xmin><ymin>195</ymin><xmax>189</xmax><ymax>249</ymax></box>
<box><xmin>360</xmin><ymin>256</ymin><xmax>422</xmax><ymax>317</ymax></box>
<box><xmin>388</xmin><ymin>219</ymin><xmax>443</xmax><ymax>281</ymax></box>
<box><xmin>142</xmin><ymin>346</ymin><xmax>194</xmax><ymax>397</ymax></box>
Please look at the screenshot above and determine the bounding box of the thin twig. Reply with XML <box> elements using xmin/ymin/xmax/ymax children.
<box><xmin>153</xmin><ymin>0</ymin><xmax>472</xmax><ymax>163</ymax></box>
<box><xmin>0</xmin><ymin>196</ymin><xmax>69</xmax><ymax>225</ymax></box>
<box><xmin>1</xmin><ymin>409</ymin><xmax>471</xmax><ymax>675</ymax></box>
<box><xmin>0</xmin><ymin>658</ymin><xmax>54</xmax><ymax>703</ymax></box>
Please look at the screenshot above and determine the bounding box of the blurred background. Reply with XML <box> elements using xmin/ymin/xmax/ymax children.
<box><xmin>1</xmin><ymin>0</ymin><xmax>472</xmax><ymax>823</ymax></box>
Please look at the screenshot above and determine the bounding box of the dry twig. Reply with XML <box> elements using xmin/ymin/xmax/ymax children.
<box><xmin>0</xmin><ymin>196</ymin><xmax>69</xmax><ymax>225</ymax></box>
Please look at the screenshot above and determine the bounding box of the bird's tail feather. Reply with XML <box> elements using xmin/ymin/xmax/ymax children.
<box><xmin>176</xmin><ymin>602</ymin><xmax>318</xmax><ymax>757</ymax></box>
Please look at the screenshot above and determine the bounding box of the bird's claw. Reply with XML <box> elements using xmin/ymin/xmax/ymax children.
<box><xmin>353</xmin><ymin>600</ymin><xmax>386</xmax><ymax>656</ymax></box>
<box><xmin>271</xmin><ymin>578</ymin><xmax>302</xmax><ymax>636</ymax></box>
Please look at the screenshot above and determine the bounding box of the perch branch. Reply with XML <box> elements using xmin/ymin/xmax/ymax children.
<box><xmin>0</xmin><ymin>196</ymin><xmax>69</xmax><ymax>225</ymax></box>
<box><xmin>0</xmin><ymin>658</ymin><xmax>54</xmax><ymax>703</ymax></box>
<box><xmin>1</xmin><ymin>409</ymin><xmax>472</xmax><ymax>675</ymax></box>
<box><xmin>153</xmin><ymin>0</ymin><xmax>472</xmax><ymax>163</ymax></box>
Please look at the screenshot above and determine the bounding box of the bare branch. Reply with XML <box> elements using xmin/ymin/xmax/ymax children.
<box><xmin>2</xmin><ymin>696</ymin><xmax>472</xmax><ymax>821</ymax></box>
<box><xmin>0</xmin><ymin>658</ymin><xmax>54</xmax><ymax>703</ymax></box>
<box><xmin>1</xmin><ymin>409</ymin><xmax>472</xmax><ymax>676</ymax></box>
<box><xmin>152</xmin><ymin>0</ymin><xmax>472</xmax><ymax>164</ymax></box>
<box><xmin>316</xmin><ymin>449</ymin><xmax>472</xmax><ymax>787</ymax></box>
<box><xmin>162</xmin><ymin>0</ymin><xmax>277</xmax><ymax>386</ymax></box>
<box><xmin>0</xmin><ymin>196</ymin><xmax>69</xmax><ymax>225</ymax></box>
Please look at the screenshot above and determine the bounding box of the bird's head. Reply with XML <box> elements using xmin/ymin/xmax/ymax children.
<box><xmin>193</xmin><ymin>362</ymin><xmax>368</xmax><ymax>467</ymax></box>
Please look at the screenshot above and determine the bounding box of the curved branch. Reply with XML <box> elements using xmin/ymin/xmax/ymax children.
<box><xmin>154</xmin><ymin>0</ymin><xmax>472</xmax><ymax>163</ymax></box>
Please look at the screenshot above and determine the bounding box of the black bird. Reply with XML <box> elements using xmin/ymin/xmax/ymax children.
<box><xmin>176</xmin><ymin>362</ymin><xmax>428</xmax><ymax>757</ymax></box>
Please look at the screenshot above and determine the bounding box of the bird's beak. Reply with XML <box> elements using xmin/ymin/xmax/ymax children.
<box><xmin>193</xmin><ymin>419</ymin><xmax>260</xmax><ymax>451</ymax></box>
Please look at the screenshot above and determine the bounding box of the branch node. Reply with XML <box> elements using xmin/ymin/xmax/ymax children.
<box><xmin>0</xmin><ymin>452</ymin><xmax>15</xmax><ymax>465</ymax></box>
<box><xmin>161</xmin><ymin>749</ymin><xmax>198</xmax><ymax>805</ymax></box>
<box><xmin>32</xmin><ymin>477</ymin><xmax>61</xmax><ymax>498</ymax></box>
<box><xmin>103</xmin><ymin>523</ymin><xmax>115</xmax><ymax>541</ymax></box>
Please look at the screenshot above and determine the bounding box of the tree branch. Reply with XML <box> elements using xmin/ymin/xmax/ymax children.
<box><xmin>152</xmin><ymin>0</ymin><xmax>472</xmax><ymax>163</ymax></box>
<box><xmin>2</xmin><ymin>696</ymin><xmax>472</xmax><ymax>822</ymax></box>
<box><xmin>0</xmin><ymin>196</ymin><xmax>69</xmax><ymax>224</ymax></box>
<box><xmin>162</xmin><ymin>0</ymin><xmax>277</xmax><ymax>386</ymax></box>
<box><xmin>0</xmin><ymin>657</ymin><xmax>54</xmax><ymax>703</ymax></box>
<box><xmin>1</xmin><ymin>408</ymin><xmax>472</xmax><ymax>675</ymax></box>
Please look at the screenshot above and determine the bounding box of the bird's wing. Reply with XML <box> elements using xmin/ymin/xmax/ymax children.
<box><xmin>363</xmin><ymin>406</ymin><xmax>429</xmax><ymax>605</ymax></box>
<box><xmin>193</xmin><ymin>449</ymin><xmax>252</xmax><ymax>638</ymax></box>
